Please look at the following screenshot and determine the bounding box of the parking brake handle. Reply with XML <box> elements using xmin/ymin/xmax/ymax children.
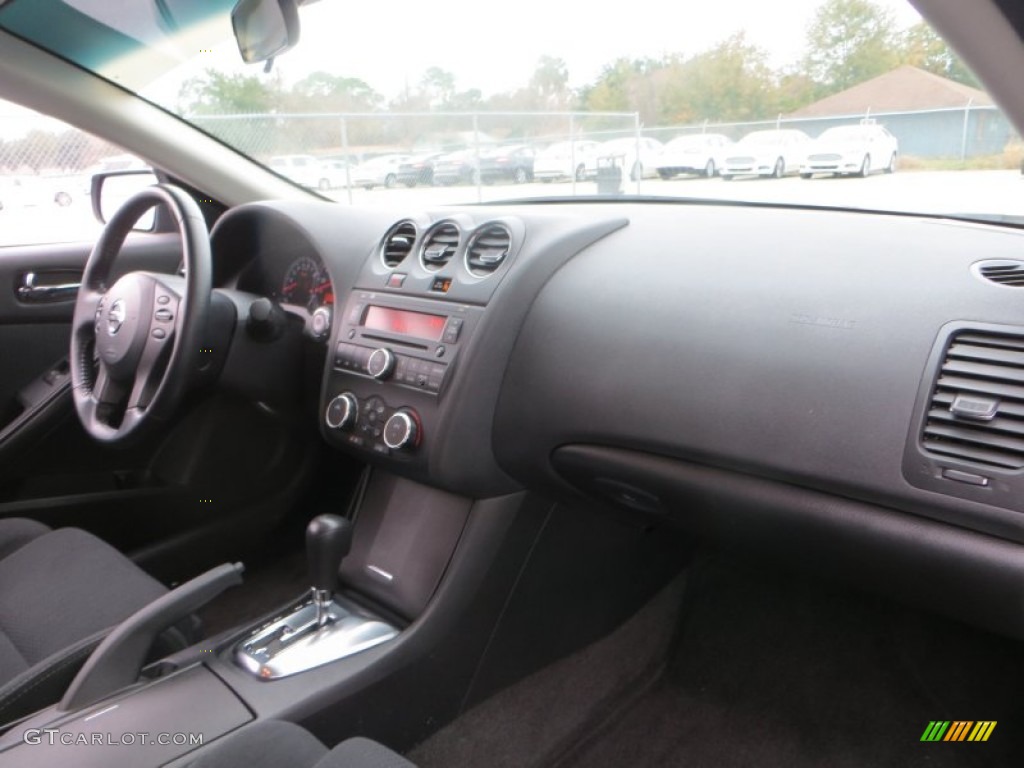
<box><xmin>59</xmin><ymin>562</ymin><xmax>245</xmax><ymax>712</ymax></box>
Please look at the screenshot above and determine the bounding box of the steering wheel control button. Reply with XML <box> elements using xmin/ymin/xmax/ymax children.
<box><xmin>325</xmin><ymin>393</ymin><xmax>358</xmax><ymax>430</ymax></box>
<box><xmin>367</xmin><ymin>348</ymin><xmax>396</xmax><ymax>380</ymax></box>
<box><xmin>156</xmin><ymin>295</ymin><xmax>170</xmax><ymax>305</ymax></box>
<box><xmin>151</xmin><ymin>328</ymin><xmax>167</xmax><ymax>340</ymax></box>
<box><xmin>383</xmin><ymin>409</ymin><xmax>420</xmax><ymax>450</ymax></box>
<box><xmin>154</xmin><ymin>308</ymin><xmax>173</xmax><ymax>322</ymax></box>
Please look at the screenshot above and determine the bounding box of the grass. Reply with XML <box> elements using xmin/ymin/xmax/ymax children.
<box><xmin>899</xmin><ymin>145</ymin><xmax>1024</xmax><ymax>172</ymax></box>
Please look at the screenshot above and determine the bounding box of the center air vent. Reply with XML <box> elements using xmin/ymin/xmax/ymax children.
<box><xmin>975</xmin><ymin>259</ymin><xmax>1024</xmax><ymax>287</ymax></box>
<box><xmin>380</xmin><ymin>220</ymin><xmax>417</xmax><ymax>268</ymax></box>
<box><xmin>466</xmin><ymin>224</ymin><xmax>512</xmax><ymax>278</ymax></box>
<box><xmin>921</xmin><ymin>331</ymin><xmax>1024</xmax><ymax>469</ymax></box>
<box><xmin>419</xmin><ymin>221</ymin><xmax>460</xmax><ymax>272</ymax></box>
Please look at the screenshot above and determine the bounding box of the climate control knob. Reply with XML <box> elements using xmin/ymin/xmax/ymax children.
<box><xmin>383</xmin><ymin>409</ymin><xmax>420</xmax><ymax>450</ymax></box>
<box><xmin>367</xmin><ymin>348</ymin><xmax>396</xmax><ymax>380</ymax></box>
<box><xmin>325</xmin><ymin>392</ymin><xmax>358</xmax><ymax>430</ymax></box>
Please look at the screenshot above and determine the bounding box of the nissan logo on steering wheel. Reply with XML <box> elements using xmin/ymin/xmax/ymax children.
<box><xmin>107</xmin><ymin>299</ymin><xmax>126</xmax><ymax>335</ymax></box>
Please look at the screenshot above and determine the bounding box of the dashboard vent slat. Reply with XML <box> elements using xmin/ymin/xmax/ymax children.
<box><xmin>976</xmin><ymin>260</ymin><xmax>1024</xmax><ymax>287</ymax></box>
<box><xmin>921</xmin><ymin>330</ymin><xmax>1024</xmax><ymax>469</ymax></box>
<box><xmin>466</xmin><ymin>224</ymin><xmax>512</xmax><ymax>278</ymax></box>
<box><xmin>380</xmin><ymin>220</ymin><xmax>417</xmax><ymax>268</ymax></box>
<box><xmin>419</xmin><ymin>221</ymin><xmax>460</xmax><ymax>272</ymax></box>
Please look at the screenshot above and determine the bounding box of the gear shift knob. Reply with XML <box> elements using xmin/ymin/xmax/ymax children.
<box><xmin>307</xmin><ymin>514</ymin><xmax>353</xmax><ymax>595</ymax></box>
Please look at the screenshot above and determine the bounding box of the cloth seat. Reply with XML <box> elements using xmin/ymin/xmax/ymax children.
<box><xmin>186</xmin><ymin>720</ymin><xmax>416</xmax><ymax>768</ymax></box>
<box><xmin>0</xmin><ymin>517</ymin><xmax>188</xmax><ymax>724</ymax></box>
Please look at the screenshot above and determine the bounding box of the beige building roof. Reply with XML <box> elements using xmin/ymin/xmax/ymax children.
<box><xmin>789</xmin><ymin>65</ymin><xmax>991</xmax><ymax>118</ymax></box>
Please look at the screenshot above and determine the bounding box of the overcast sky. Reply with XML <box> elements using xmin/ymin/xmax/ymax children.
<box><xmin>278</xmin><ymin>0</ymin><xmax>924</xmax><ymax>98</ymax></box>
<box><xmin>2</xmin><ymin>0</ymin><xmax>925</xmax><ymax>132</ymax></box>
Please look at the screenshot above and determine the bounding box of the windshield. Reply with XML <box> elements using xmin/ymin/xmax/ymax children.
<box><xmin>0</xmin><ymin>0</ymin><xmax>1020</xmax><ymax>218</ymax></box>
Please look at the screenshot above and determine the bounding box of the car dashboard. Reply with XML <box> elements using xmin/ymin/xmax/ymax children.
<box><xmin>210</xmin><ymin>197</ymin><xmax>1024</xmax><ymax>640</ymax></box>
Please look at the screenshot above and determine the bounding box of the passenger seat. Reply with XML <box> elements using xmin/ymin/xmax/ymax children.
<box><xmin>186</xmin><ymin>720</ymin><xmax>414</xmax><ymax>768</ymax></box>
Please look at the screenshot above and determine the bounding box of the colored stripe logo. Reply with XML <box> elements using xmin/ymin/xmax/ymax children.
<box><xmin>921</xmin><ymin>721</ymin><xmax>997</xmax><ymax>742</ymax></box>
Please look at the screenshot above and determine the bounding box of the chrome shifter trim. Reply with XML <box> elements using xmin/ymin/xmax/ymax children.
<box><xmin>234</xmin><ymin>595</ymin><xmax>399</xmax><ymax>679</ymax></box>
<box><xmin>312</xmin><ymin>587</ymin><xmax>332</xmax><ymax>628</ymax></box>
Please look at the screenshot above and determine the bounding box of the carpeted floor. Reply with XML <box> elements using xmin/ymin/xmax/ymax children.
<box><xmin>560</xmin><ymin>560</ymin><xmax>1023</xmax><ymax>768</ymax></box>
<box><xmin>413</xmin><ymin>557</ymin><xmax>1024</xmax><ymax>768</ymax></box>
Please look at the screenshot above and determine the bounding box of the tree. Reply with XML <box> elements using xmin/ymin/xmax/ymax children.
<box><xmin>802</xmin><ymin>0</ymin><xmax>899</xmax><ymax>95</ymax></box>
<box><xmin>178</xmin><ymin>69</ymin><xmax>284</xmax><ymax>115</ymax></box>
<box><xmin>529</xmin><ymin>56</ymin><xmax>571</xmax><ymax>110</ymax></box>
<box><xmin>899</xmin><ymin>22</ymin><xmax>980</xmax><ymax>88</ymax></box>
<box><xmin>582</xmin><ymin>57</ymin><xmax>662</xmax><ymax>123</ymax></box>
<box><xmin>660</xmin><ymin>34</ymin><xmax>780</xmax><ymax>122</ymax></box>
<box><xmin>420</xmin><ymin>67</ymin><xmax>457</xmax><ymax>109</ymax></box>
<box><xmin>290</xmin><ymin>72</ymin><xmax>382</xmax><ymax>111</ymax></box>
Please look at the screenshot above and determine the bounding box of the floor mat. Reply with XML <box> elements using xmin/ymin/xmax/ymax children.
<box><xmin>559</xmin><ymin>559</ymin><xmax>1024</xmax><ymax>768</ymax></box>
<box><xmin>409</xmin><ymin>572</ymin><xmax>688</xmax><ymax>768</ymax></box>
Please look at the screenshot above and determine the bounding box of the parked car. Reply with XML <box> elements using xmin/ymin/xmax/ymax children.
<box><xmin>655</xmin><ymin>133</ymin><xmax>733</xmax><ymax>178</ymax></box>
<box><xmin>396</xmin><ymin>153</ymin><xmax>443</xmax><ymax>187</ymax></box>
<box><xmin>533</xmin><ymin>140</ymin><xmax>601</xmax><ymax>182</ymax></box>
<box><xmin>597</xmin><ymin>137</ymin><xmax>665</xmax><ymax>180</ymax></box>
<box><xmin>433</xmin><ymin>149</ymin><xmax>480</xmax><ymax>186</ymax></box>
<box><xmin>800</xmin><ymin>123</ymin><xmax>899</xmax><ymax>178</ymax></box>
<box><xmin>268</xmin><ymin>154</ymin><xmax>340</xmax><ymax>190</ymax></box>
<box><xmin>349</xmin><ymin>154</ymin><xmax>408</xmax><ymax>189</ymax></box>
<box><xmin>720</xmin><ymin>129</ymin><xmax>811</xmax><ymax>180</ymax></box>
<box><xmin>479</xmin><ymin>144</ymin><xmax>535</xmax><ymax>184</ymax></box>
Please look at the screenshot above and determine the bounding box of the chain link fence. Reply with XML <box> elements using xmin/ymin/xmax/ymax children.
<box><xmin>645</xmin><ymin>105</ymin><xmax>1019</xmax><ymax>162</ymax></box>
<box><xmin>1</xmin><ymin>101</ymin><xmax>1021</xmax><ymax>245</ymax></box>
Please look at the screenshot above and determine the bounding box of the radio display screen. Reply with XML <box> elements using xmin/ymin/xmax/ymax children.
<box><xmin>363</xmin><ymin>306</ymin><xmax>447</xmax><ymax>340</ymax></box>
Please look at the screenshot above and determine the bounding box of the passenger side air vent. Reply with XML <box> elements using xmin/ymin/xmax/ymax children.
<box><xmin>380</xmin><ymin>220</ymin><xmax>417</xmax><ymax>268</ymax></box>
<box><xmin>975</xmin><ymin>259</ymin><xmax>1024</xmax><ymax>286</ymax></box>
<box><xmin>419</xmin><ymin>221</ymin><xmax>460</xmax><ymax>272</ymax></box>
<box><xmin>465</xmin><ymin>224</ymin><xmax>512</xmax><ymax>277</ymax></box>
<box><xmin>921</xmin><ymin>331</ymin><xmax>1024</xmax><ymax>469</ymax></box>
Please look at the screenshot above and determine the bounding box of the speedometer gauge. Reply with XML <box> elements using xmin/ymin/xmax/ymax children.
<box><xmin>281</xmin><ymin>257</ymin><xmax>330</xmax><ymax>311</ymax></box>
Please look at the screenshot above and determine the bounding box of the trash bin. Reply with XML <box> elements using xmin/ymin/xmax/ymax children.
<box><xmin>595</xmin><ymin>155</ymin><xmax>623</xmax><ymax>195</ymax></box>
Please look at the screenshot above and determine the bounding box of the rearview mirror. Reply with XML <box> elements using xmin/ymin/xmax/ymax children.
<box><xmin>231</xmin><ymin>0</ymin><xmax>300</xmax><ymax>64</ymax></box>
<box><xmin>91</xmin><ymin>171</ymin><xmax>160</xmax><ymax>230</ymax></box>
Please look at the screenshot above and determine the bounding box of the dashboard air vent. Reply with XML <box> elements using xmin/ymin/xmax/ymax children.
<box><xmin>419</xmin><ymin>221</ymin><xmax>460</xmax><ymax>272</ymax></box>
<box><xmin>381</xmin><ymin>220</ymin><xmax>417</xmax><ymax>268</ymax></box>
<box><xmin>921</xmin><ymin>331</ymin><xmax>1024</xmax><ymax>469</ymax></box>
<box><xmin>466</xmin><ymin>224</ymin><xmax>512</xmax><ymax>277</ymax></box>
<box><xmin>976</xmin><ymin>260</ymin><xmax>1024</xmax><ymax>286</ymax></box>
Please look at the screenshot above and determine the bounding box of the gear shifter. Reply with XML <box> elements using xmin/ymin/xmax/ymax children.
<box><xmin>235</xmin><ymin>513</ymin><xmax>396</xmax><ymax>679</ymax></box>
<box><xmin>307</xmin><ymin>514</ymin><xmax>353</xmax><ymax>627</ymax></box>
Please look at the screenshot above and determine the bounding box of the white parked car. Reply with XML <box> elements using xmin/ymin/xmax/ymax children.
<box><xmin>597</xmin><ymin>137</ymin><xmax>665</xmax><ymax>180</ymax></box>
<box><xmin>656</xmin><ymin>133</ymin><xmax>734</xmax><ymax>178</ymax></box>
<box><xmin>269</xmin><ymin>154</ymin><xmax>340</xmax><ymax>190</ymax></box>
<box><xmin>533</xmin><ymin>140</ymin><xmax>601</xmax><ymax>182</ymax></box>
<box><xmin>721</xmin><ymin>129</ymin><xmax>811</xmax><ymax>180</ymax></box>
<box><xmin>801</xmin><ymin>124</ymin><xmax>899</xmax><ymax>178</ymax></box>
<box><xmin>349</xmin><ymin>154</ymin><xmax>409</xmax><ymax>190</ymax></box>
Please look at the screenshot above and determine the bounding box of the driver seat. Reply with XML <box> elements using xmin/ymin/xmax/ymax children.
<box><xmin>0</xmin><ymin>517</ymin><xmax>195</xmax><ymax>724</ymax></box>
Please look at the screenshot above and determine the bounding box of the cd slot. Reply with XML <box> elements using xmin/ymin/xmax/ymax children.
<box><xmin>360</xmin><ymin>332</ymin><xmax>430</xmax><ymax>350</ymax></box>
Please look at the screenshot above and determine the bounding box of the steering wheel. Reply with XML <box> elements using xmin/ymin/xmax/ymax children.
<box><xmin>70</xmin><ymin>185</ymin><xmax>211</xmax><ymax>444</ymax></box>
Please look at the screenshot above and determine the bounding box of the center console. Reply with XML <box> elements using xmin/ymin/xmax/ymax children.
<box><xmin>322</xmin><ymin>290</ymin><xmax>484</xmax><ymax>460</ymax></box>
<box><xmin>319</xmin><ymin>215</ymin><xmax>522</xmax><ymax>476</ymax></box>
